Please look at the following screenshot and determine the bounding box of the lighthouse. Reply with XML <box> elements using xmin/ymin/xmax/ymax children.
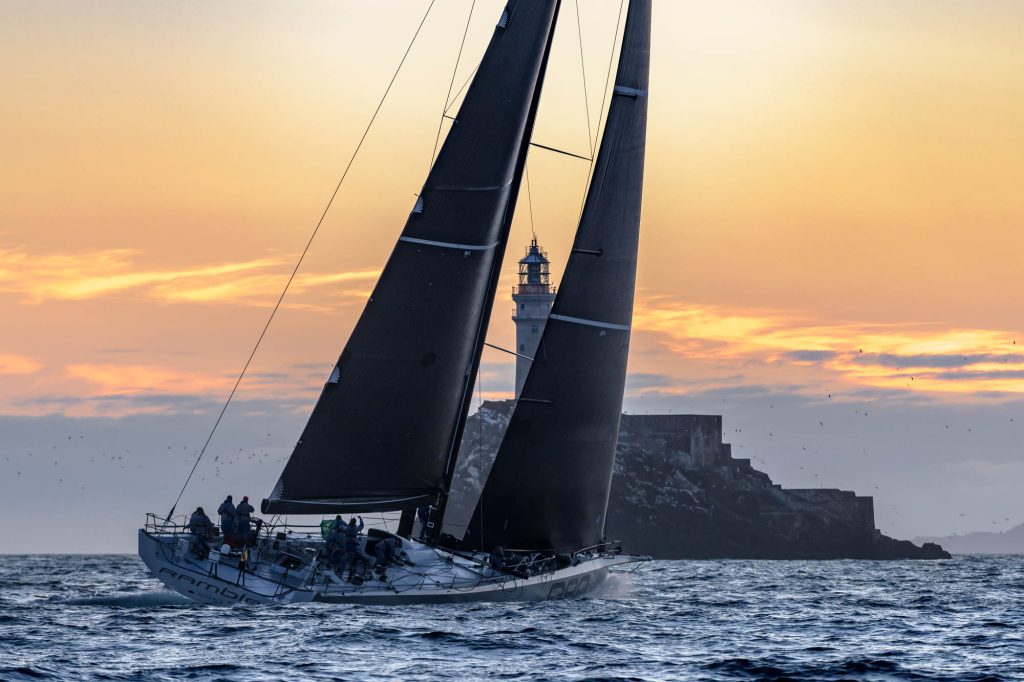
<box><xmin>511</xmin><ymin>238</ymin><xmax>556</xmax><ymax>398</ymax></box>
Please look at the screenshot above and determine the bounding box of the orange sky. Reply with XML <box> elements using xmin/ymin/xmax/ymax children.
<box><xmin>2</xmin><ymin>0</ymin><xmax>1022</xmax><ymax>412</ymax></box>
<box><xmin>1</xmin><ymin>1</ymin><xmax>1023</xmax><ymax>548</ymax></box>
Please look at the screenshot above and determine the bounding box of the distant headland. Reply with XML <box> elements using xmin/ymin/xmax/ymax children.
<box><xmin>915</xmin><ymin>524</ymin><xmax>1024</xmax><ymax>555</ymax></box>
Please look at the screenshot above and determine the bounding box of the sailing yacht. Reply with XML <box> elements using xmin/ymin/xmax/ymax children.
<box><xmin>139</xmin><ymin>0</ymin><xmax>651</xmax><ymax>605</ymax></box>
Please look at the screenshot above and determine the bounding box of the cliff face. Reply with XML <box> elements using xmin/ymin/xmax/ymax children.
<box><xmin>446</xmin><ymin>400</ymin><xmax>949</xmax><ymax>560</ymax></box>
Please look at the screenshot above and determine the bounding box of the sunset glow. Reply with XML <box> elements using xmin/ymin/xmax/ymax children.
<box><xmin>1</xmin><ymin>1</ymin><xmax>1022</xmax><ymax>548</ymax></box>
<box><xmin>632</xmin><ymin>301</ymin><xmax>1024</xmax><ymax>398</ymax></box>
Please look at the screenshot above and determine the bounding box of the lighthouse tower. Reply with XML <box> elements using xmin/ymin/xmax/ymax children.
<box><xmin>511</xmin><ymin>238</ymin><xmax>556</xmax><ymax>398</ymax></box>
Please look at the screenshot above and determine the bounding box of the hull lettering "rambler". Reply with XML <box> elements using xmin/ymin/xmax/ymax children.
<box><xmin>158</xmin><ymin>567</ymin><xmax>262</xmax><ymax>605</ymax></box>
<box><xmin>547</xmin><ymin>574</ymin><xmax>591</xmax><ymax>600</ymax></box>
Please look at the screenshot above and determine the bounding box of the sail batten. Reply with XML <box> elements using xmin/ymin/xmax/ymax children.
<box><xmin>461</xmin><ymin>0</ymin><xmax>651</xmax><ymax>552</ymax></box>
<box><xmin>397</xmin><ymin>237</ymin><xmax>499</xmax><ymax>251</ymax></box>
<box><xmin>547</xmin><ymin>313</ymin><xmax>631</xmax><ymax>331</ymax></box>
<box><xmin>263</xmin><ymin>1</ymin><xmax>561</xmax><ymax>516</ymax></box>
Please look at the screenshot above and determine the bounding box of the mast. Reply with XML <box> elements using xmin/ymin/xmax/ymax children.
<box><xmin>462</xmin><ymin>0</ymin><xmax>651</xmax><ymax>553</ymax></box>
<box><xmin>427</xmin><ymin>3</ymin><xmax>562</xmax><ymax>543</ymax></box>
<box><xmin>263</xmin><ymin>1</ymin><xmax>561</xmax><ymax>517</ymax></box>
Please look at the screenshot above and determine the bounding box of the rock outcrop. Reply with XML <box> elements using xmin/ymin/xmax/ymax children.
<box><xmin>445</xmin><ymin>400</ymin><xmax>950</xmax><ymax>560</ymax></box>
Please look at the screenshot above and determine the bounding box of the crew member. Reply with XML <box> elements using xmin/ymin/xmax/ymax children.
<box><xmin>374</xmin><ymin>537</ymin><xmax>398</xmax><ymax>577</ymax></box>
<box><xmin>187</xmin><ymin>507</ymin><xmax>213</xmax><ymax>559</ymax></box>
<box><xmin>488</xmin><ymin>545</ymin><xmax>504</xmax><ymax>571</ymax></box>
<box><xmin>416</xmin><ymin>505</ymin><xmax>430</xmax><ymax>540</ymax></box>
<box><xmin>344</xmin><ymin>516</ymin><xmax>364</xmax><ymax>545</ymax></box>
<box><xmin>325</xmin><ymin>523</ymin><xmax>346</xmax><ymax>570</ymax></box>
<box><xmin>217</xmin><ymin>495</ymin><xmax>236</xmax><ymax>539</ymax></box>
<box><xmin>374</xmin><ymin>537</ymin><xmax>414</xmax><ymax>580</ymax></box>
<box><xmin>341</xmin><ymin>518</ymin><xmax>369</xmax><ymax>583</ymax></box>
<box><xmin>235</xmin><ymin>495</ymin><xmax>255</xmax><ymax>541</ymax></box>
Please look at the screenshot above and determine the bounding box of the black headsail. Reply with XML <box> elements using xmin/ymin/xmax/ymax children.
<box><xmin>461</xmin><ymin>0</ymin><xmax>651</xmax><ymax>553</ymax></box>
<box><xmin>263</xmin><ymin>1</ymin><xmax>561</xmax><ymax>516</ymax></box>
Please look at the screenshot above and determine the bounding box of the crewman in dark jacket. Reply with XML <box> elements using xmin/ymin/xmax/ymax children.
<box><xmin>488</xmin><ymin>545</ymin><xmax>504</xmax><ymax>571</ymax></box>
<box><xmin>235</xmin><ymin>496</ymin><xmax>255</xmax><ymax>540</ymax></box>
<box><xmin>416</xmin><ymin>505</ymin><xmax>430</xmax><ymax>540</ymax></box>
<box><xmin>325</xmin><ymin>524</ymin><xmax>346</xmax><ymax>570</ymax></box>
<box><xmin>374</xmin><ymin>537</ymin><xmax>397</xmax><ymax>574</ymax></box>
<box><xmin>217</xmin><ymin>495</ymin><xmax>235</xmax><ymax>538</ymax></box>
<box><xmin>344</xmin><ymin>516</ymin><xmax>364</xmax><ymax>545</ymax></box>
<box><xmin>374</xmin><ymin>538</ymin><xmax>414</xmax><ymax>580</ymax></box>
<box><xmin>335</xmin><ymin>517</ymin><xmax>366</xmax><ymax>581</ymax></box>
<box><xmin>187</xmin><ymin>507</ymin><xmax>213</xmax><ymax>558</ymax></box>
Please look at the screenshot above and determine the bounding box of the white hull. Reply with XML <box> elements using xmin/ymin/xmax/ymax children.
<box><xmin>138</xmin><ymin>529</ymin><xmax>643</xmax><ymax>606</ymax></box>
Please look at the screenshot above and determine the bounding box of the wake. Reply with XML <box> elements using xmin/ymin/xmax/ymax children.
<box><xmin>593</xmin><ymin>570</ymin><xmax>637</xmax><ymax>598</ymax></box>
<box><xmin>57</xmin><ymin>590</ymin><xmax>193</xmax><ymax>607</ymax></box>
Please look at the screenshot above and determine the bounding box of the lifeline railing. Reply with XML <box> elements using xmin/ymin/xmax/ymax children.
<box><xmin>143</xmin><ymin>512</ymin><xmax>321</xmax><ymax>595</ymax></box>
<box><xmin>144</xmin><ymin>512</ymin><xmax>280</xmax><ymax>556</ymax></box>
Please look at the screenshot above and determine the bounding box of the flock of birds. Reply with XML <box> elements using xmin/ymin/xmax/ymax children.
<box><xmin>725</xmin><ymin>382</ymin><xmax>1020</xmax><ymax>528</ymax></box>
<box><xmin>5</xmin><ymin>432</ymin><xmax>289</xmax><ymax>490</ymax></box>
<box><xmin>4</xmin><ymin>341</ymin><xmax>1021</xmax><ymax>534</ymax></box>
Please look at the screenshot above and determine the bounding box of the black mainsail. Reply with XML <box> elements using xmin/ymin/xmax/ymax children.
<box><xmin>462</xmin><ymin>0</ymin><xmax>651</xmax><ymax>552</ymax></box>
<box><xmin>263</xmin><ymin>1</ymin><xmax>561</xmax><ymax>516</ymax></box>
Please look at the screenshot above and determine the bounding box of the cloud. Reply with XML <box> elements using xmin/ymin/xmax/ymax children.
<box><xmin>0</xmin><ymin>353</ymin><xmax>42</xmax><ymax>376</ymax></box>
<box><xmin>625</xmin><ymin>372</ymin><xmax>677</xmax><ymax>389</ymax></box>
<box><xmin>0</xmin><ymin>246</ymin><xmax>380</xmax><ymax>306</ymax></box>
<box><xmin>292</xmin><ymin>362</ymin><xmax>336</xmax><ymax>371</ymax></box>
<box><xmin>854</xmin><ymin>352</ymin><xmax>1024</xmax><ymax>369</ymax></box>
<box><xmin>14</xmin><ymin>391</ymin><xmax>313</xmax><ymax>418</ymax></box>
<box><xmin>65</xmin><ymin>363</ymin><xmax>235</xmax><ymax>397</ymax></box>
<box><xmin>99</xmin><ymin>347</ymin><xmax>195</xmax><ymax>356</ymax></box>
<box><xmin>786</xmin><ymin>350</ymin><xmax>839</xmax><ymax>363</ymax></box>
<box><xmin>928</xmin><ymin>369</ymin><xmax>1024</xmax><ymax>382</ymax></box>
<box><xmin>631</xmin><ymin>297</ymin><xmax>1024</xmax><ymax>399</ymax></box>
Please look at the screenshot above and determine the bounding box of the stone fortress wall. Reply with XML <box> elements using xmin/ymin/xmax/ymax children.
<box><xmin>447</xmin><ymin>401</ymin><xmax>947</xmax><ymax>559</ymax></box>
<box><xmin>620</xmin><ymin>412</ymin><xmax>878</xmax><ymax>543</ymax></box>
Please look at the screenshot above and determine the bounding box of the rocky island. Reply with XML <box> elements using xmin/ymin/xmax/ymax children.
<box><xmin>446</xmin><ymin>400</ymin><xmax>950</xmax><ymax>560</ymax></box>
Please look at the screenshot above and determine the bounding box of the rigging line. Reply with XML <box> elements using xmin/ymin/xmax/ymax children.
<box><xmin>575</xmin><ymin>0</ymin><xmax>594</xmax><ymax>157</ymax></box>
<box><xmin>476</xmin><ymin>348</ymin><xmax>484</xmax><ymax>415</ymax></box>
<box><xmin>430</xmin><ymin>0</ymin><xmax>477</xmax><ymax>169</ymax></box>
<box><xmin>163</xmin><ymin>0</ymin><xmax>438</xmax><ymax>522</ymax></box>
<box><xmin>444</xmin><ymin>64</ymin><xmax>480</xmax><ymax>115</ymax></box>
<box><xmin>575</xmin><ymin>0</ymin><xmax>625</xmax><ymax>228</ymax></box>
<box><xmin>529</xmin><ymin>141</ymin><xmax>591</xmax><ymax>161</ymax></box>
<box><xmin>525</xmin><ymin>161</ymin><xmax>536</xmax><ymax>240</ymax></box>
<box><xmin>483</xmin><ymin>341</ymin><xmax>535</xmax><ymax>362</ymax></box>
<box><xmin>590</xmin><ymin>0</ymin><xmax>625</xmax><ymax>160</ymax></box>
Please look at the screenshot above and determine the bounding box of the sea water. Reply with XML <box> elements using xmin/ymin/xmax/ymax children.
<box><xmin>1</xmin><ymin>554</ymin><xmax>1021</xmax><ymax>680</ymax></box>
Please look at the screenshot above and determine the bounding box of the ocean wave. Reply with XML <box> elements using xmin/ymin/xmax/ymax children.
<box><xmin>2</xmin><ymin>556</ymin><xmax>1022</xmax><ymax>681</ymax></box>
